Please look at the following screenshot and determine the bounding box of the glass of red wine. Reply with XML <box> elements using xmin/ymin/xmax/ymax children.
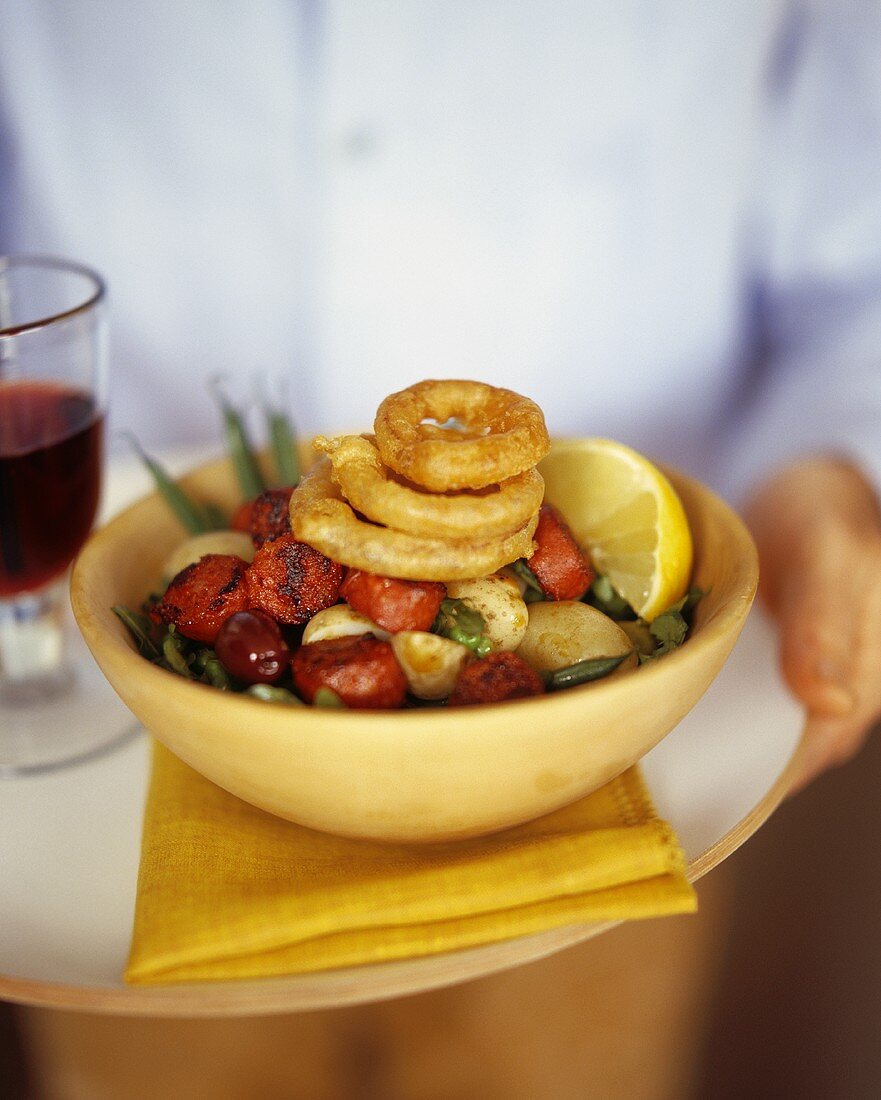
<box><xmin>0</xmin><ymin>256</ymin><xmax>136</xmax><ymax>774</ymax></box>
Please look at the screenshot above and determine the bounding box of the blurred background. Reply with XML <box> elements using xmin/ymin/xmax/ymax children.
<box><xmin>2</xmin><ymin>2</ymin><xmax>881</xmax><ymax>1095</ymax></box>
<box><xmin>5</xmin><ymin>2</ymin><xmax>879</xmax><ymax>500</ymax></box>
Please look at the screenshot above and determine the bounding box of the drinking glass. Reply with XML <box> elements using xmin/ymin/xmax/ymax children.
<box><xmin>0</xmin><ymin>255</ymin><xmax>137</xmax><ymax>774</ymax></box>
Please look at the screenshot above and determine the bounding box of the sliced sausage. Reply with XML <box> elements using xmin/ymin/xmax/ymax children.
<box><xmin>527</xmin><ymin>504</ymin><xmax>595</xmax><ymax>601</ymax></box>
<box><xmin>247</xmin><ymin>533</ymin><xmax>344</xmax><ymax>625</ymax></box>
<box><xmin>447</xmin><ymin>651</ymin><xmax>545</xmax><ymax>706</ymax></box>
<box><xmin>340</xmin><ymin>569</ymin><xmax>446</xmax><ymax>633</ymax></box>
<box><xmin>291</xmin><ymin>635</ymin><xmax>408</xmax><ymax>709</ymax></box>
<box><xmin>157</xmin><ymin>554</ymin><xmax>251</xmax><ymax>644</ymax></box>
<box><xmin>229</xmin><ymin>499</ymin><xmax>254</xmax><ymax>534</ymax></box>
<box><xmin>248</xmin><ymin>487</ymin><xmax>295</xmax><ymax>547</ymax></box>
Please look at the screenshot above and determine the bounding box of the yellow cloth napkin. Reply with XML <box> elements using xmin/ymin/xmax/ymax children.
<box><xmin>125</xmin><ymin>742</ymin><xmax>696</xmax><ymax>984</ymax></box>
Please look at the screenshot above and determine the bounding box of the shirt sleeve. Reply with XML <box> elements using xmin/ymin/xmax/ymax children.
<box><xmin>719</xmin><ymin>0</ymin><xmax>881</xmax><ymax>505</ymax></box>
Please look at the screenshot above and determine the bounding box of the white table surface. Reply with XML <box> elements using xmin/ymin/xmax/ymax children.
<box><xmin>0</xmin><ymin>455</ymin><xmax>806</xmax><ymax>1010</ymax></box>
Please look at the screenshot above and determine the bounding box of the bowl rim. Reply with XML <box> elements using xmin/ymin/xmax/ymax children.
<box><xmin>71</xmin><ymin>447</ymin><xmax>759</xmax><ymax>729</ymax></box>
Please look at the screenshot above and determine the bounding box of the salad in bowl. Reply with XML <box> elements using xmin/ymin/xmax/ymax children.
<box><xmin>71</xmin><ymin>380</ymin><xmax>756</xmax><ymax>841</ymax></box>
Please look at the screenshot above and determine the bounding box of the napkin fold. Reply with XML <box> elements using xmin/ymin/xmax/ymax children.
<box><xmin>126</xmin><ymin>742</ymin><xmax>696</xmax><ymax>984</ymax></box>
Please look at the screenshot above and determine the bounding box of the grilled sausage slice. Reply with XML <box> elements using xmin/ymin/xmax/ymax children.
<box><xmin>340</xmin><ymin>569</ymin><xmax>446</xmax><ymax>633</ymax></box>
<box><xmin>248</xmin><ymin>487</ymin><xmax>295</xmax><ymax>548</ymax></box>
<box><xmin>447</xmin><ymin>651</ymin><xmax>545</xmax><ymax>706</ymax></box>
<box><xmin>157</xmin><ymin>554</ymin><xmax>251</xmax><ymax>644</ymax></box>
<box><xmin>247</xmin><ymin>533</ymin><xmax>344</xmax><ymax>625</ymax></box>
<box><xmin>527</xmin><ymin>504</ymin><xmax>595</xmax><ymax>601</ymax></box>
<box><xmin>229</xmin><ymin>499</ymin><xmax>254</xmax><ymax>534</ymax></box>
<box><xmin>291</xmin><ymin>635</ymin><xmax>407</xmax><ymax>709</ymax></box>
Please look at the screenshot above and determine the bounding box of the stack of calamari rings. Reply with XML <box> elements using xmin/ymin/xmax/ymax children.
<box><xmin>289</xmin><ymin>380</ymin><xmax>550</xmax><ymax>580</ymax></box>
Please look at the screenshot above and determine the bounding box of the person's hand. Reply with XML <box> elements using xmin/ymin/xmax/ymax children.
<box><xmin>745</xmin><ymin>457</ymin><xmax>881</xmax><ymax>793</ymax></box>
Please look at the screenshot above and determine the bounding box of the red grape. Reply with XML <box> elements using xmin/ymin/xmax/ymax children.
<box><xmin>214</xmin><ymin>610</ymin><xmax>290</xmax><ymax>684</ymax></box>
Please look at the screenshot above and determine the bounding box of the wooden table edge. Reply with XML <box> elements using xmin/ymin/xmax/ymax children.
<box><xmin>0</xmin><ymin>730</ymin><xmax>807</xmax><ymax>1017</ymax></box>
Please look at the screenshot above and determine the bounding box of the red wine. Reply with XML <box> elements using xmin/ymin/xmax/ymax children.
<box><xmin>0</xmin><ymin>381</ymin><xmax>103</xmax><ymax>597</ymax></box>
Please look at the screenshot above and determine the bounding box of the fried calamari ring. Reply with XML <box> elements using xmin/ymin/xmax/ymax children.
<box><xmin>290</xmin><ymin>458</ymin><xmax>539</xmax><ymax>581</ymax></box>
<box><xmin>374</xmin><ymin>380</ymin><xmax>551</xmax><ymax>491</ymax></box>
<box><xmin>313</xmin><ymin>434</ymin><xmax>544</xmax><ymax>540</ymax></box>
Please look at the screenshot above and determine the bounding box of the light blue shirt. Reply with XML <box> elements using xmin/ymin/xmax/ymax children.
<box><xmin>1</xmin><ymin>1</ymin><xmax>880</xmax><ymax>500</ymax></box>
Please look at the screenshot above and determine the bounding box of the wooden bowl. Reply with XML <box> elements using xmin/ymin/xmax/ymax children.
<box><xmin>71</xmin><ymin>442</ymin><xmax>757</xmax><ymax>843</ymax></box>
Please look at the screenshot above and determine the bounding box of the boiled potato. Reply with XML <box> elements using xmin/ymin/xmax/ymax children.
<box><xmin>445</xmin><ymin>574</ymin><xmax>528</xmax><ymax>652</ymax></box>
<box><xmin>302</xmin><ymin>604</ymin><xmax>390</xmax><ymax>644</ymax></box>
<box><xmin>517</xmin><ymin>601</ymin><xmax>637</xmax><ymax>673</ymax></box>
<box><xmin>162</xmin><ymin>530</ymin><xmax>254</xmax><ymax>583</ymax></box>
<box><xmin>391</xmin><ymin>631</ymin><xmax>471</xmax><ymax>700</ymax></box>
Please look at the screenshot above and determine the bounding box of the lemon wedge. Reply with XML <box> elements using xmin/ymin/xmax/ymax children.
<box><xmin>538</xmin><ymin>438</ymin><xmax>693</xmax><ymax>622</ymax></box>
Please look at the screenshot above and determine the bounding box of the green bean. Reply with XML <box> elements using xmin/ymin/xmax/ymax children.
<box><xmin>162</xmin><ymin>630</ymin><xmax>193</xmax><ymax>678</ymax></box>
<box><xmin>112</xmin><ymin>605</ymin><xmax>161</xmax><ymax>659</ymax></box>
<box><xmin>124</xmin><ymin>433</ymin><xmax>210</xmax><ymax>534</ymax></box>
<box><xmin>510</xmin><ymin>559</ymin><xmax>544</xmax><ymax>603</ymax></box>
<box><xmin>432</xmin><ymin>598</ymin><xmax>492</xmax><ymax>657</ymax></box>
<box><xmin>202</xmin><ymin>503</ymin><xmax>229</xmax><ymax>530</ymax></box>
<box><xmin>266</xmin><ymin>405</ymin><xmax>300</xmax><ymax>487</ymax></box>
<box><xmin>246</xmin><ymin>684</ymin><xmax>303</xmax><ymax>705</ymax></box>
<box><xmin>192</xmin><ymin>648</ymin><xmax>232</xmax><ymax>689</ymax></box>
<box><xmin>313</xmin><ymin>687</ymin><xmax>346</xmax><ymax>708</ymax></box>
<box><xmin>450</xmin><ymin>627</ymin><xmax>492</xmax><ymax>658</ymax></box>
<box><xmin>210</xmin><ymin>378</ymin><xmax>265</xmax><ymax>499</ymax></box>
<box><xmin>543</xmin><ymin>654</ymin><xmax>628</xmax><ymax>691</ymax></box>
<box><xmin>191</xmin><ymin>648</ymin><xmax>213</xmax><ymax>672</ymax></box>
<box><xmin>203</xmin><ymin>658</ymin><xmax>231</xmax><ymax>690</ymax></box>
<box><xmin>257</xmin><ymin>376</ymin><xmax>301</xmax><ymax>487</ymax></box>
